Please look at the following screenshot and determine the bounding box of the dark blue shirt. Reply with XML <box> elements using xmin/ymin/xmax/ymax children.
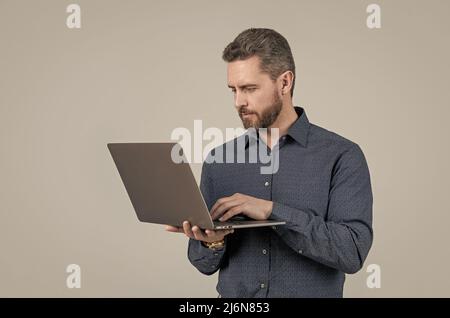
<box><xmin>188</xmin><ymin>107</ymin><xmax>373</xmax><ymax>297</ymax></box>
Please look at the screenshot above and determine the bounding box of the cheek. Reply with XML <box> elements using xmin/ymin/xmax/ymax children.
<box><xmin>254</xmin><ymin>90</ymin><xmax>275</xmax><ymax>109</ymax></box>
<box><xmin>250</xmin><ymin>90</ymin><xmax>268</xmax><ymax>107</ymax></box>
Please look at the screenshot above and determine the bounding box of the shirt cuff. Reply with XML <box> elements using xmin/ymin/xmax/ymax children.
<box><xmin>189</xmin><ymin>239</ymin><xmax>226</xmax><ymax>259</ymax></box>
<box><xmin>269</xmin><ymin>201</ymin><xmax>310</xmax><ymax>233</ymax></box>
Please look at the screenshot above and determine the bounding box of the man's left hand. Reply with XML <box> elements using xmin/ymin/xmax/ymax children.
<box><xmin>210</xmin><ymin>193</ymin><xmax>273</xmax><ymax>222</ymax></box>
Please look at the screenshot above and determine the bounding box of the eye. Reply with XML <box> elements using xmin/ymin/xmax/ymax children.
<box><xmin>245</xmin><ymin>87</ymin><xmax>256</xmax><ymax>93</ymax></box>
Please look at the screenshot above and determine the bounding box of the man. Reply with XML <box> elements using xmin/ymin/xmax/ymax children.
<box><xmin>166</xmin><ymin>28</ymin><xmax>373</xmax><ymax>297</ymax></box>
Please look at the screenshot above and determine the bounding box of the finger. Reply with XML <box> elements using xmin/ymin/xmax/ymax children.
<box><xmin>205</xmin><ymin>228</ymin><xmax>228</xmax><ymax>236</ymax></box>
<box><xmin>226</xmin><ymin>229</ymin><xmax>235</xmax><ymax>235</ymax></box>
<box><xmin>219</xmin><ymin>229</ymin><xmax>234</xmax><ymax>238</ymax></box>
<box><xmin>219</xmin><ymin>205</ymin><xmax>243</xmax><ymax>222</ymax></box>
<box><xmin>192</xmin><ymin>226</ymin><xmax>207</xmax><ymax>241</ymax></box>
<box><xmin>205</xmin><ymin>229</ymin><xmax>220</xmax><ymax>241</ymax></box>
<box><xmin>165</xmin><ymin>225</ymin><xmax>183</xmax><ymax>233</ymax></box>
<box><xmin>211</xmin><ymin>198</ymin><xmax>242</xmax><ymax>220</ymax></box>
<box><xmin>183</xmin><ymin>221</ymin><xmax>194</xmax><ymax>239</ymax></box>
<box><xmin>219</xmin><ymin>228</ymin><xmax>234</xmax><ymax>234</ymax></box>
<box><xmin>210</xmin><ymin>195</ymin><xmax>237</xmax><ymax>218</ymax></box>
<box><xmin>210</xmin><ymin>197</ymin><xmax>230</xmax><ymax>219</ymax></box>
<box><xmin>204</xmin><ymin>229</ymin><xmax>233</xmax><ymax>241</ymax></box>
<box><xmin>214</xmin><ymin>199</ymin><xmax>242</xmax><ymax>220</ymax></box>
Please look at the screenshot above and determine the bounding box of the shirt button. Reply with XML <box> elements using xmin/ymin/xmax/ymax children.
<box><xmin>214</xmin><ymin>253</ymin><xmax>219</xmax><ymax>256</ymax></box>
<box><xmin>262</xmin><ymin>249</ymin><xmax>267</xmax><ymax>255</ymax></box>
<box><xmin>264</xmin><ymin>181</ymin><xmax>270</xmax><ymax>187</ymax></box>
<box><xmin>260</xmin><ymin>283</ymin><xmax>265</xmax><ymax>289</ymax></box>
<box><xmin>271</xmin><ymin>226</ymin><xmax>277</xmax><ymax>230</ymax></box>
<box><xmin>298</xmin><ymin>249</ymin><xmax>303</xmax><ymax>254</ymax></box>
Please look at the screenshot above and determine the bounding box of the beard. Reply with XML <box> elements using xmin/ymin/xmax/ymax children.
<box><xmin>238</xmin><ymin>90</ymin><xmax>283</xmax><ymax>129</ymax></box>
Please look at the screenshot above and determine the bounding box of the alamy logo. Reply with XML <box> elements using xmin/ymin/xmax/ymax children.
<box><xmin>366</xmin><ymin>4</ymin><xmax>381</xmax><ymax>29</ymax></box>
<box><xmin>170</xmin><ymin>121</ymin><xmax>280</xmax><ymax>174</ymax></box>
<box><xmin>66</xmin><ymin>4</ymin><xmax>81</xmax><ymax>29</ymax></box>
<box><xmin>66</xmin><ymin>264</ymin><xmax>81</xmax><ymax>289</ymax></box>
<box><xmin>366</xmin><ymin>264</ymin><xmax>381</xmax><ymax>288</ymax></box>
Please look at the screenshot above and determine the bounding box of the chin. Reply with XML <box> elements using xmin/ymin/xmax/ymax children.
<box><xmin>242</xmin><ymin>120</ymin><xmax>259</xmax><ymax>129</ymax></box>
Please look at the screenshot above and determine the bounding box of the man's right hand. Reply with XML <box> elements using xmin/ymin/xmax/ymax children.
<box><xmin>165</xmin><ymin>221</ymin><xmax>234</xmax><ymax>243</ymax></box>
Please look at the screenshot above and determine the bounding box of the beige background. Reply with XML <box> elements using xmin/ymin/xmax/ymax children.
<box><xmin>1</xmin><ymin>0</ymin><xmax>449</xmax><ymax>297</ymax></box>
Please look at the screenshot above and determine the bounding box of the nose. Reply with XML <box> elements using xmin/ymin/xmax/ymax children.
<box><xmin>234</xmin><ymin>91</ymin><xmax>248</xmax><ymax>110</ymax></box>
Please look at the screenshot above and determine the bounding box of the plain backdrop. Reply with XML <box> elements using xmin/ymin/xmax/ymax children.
<box><xmin>1</xmin><ymin>0</ymin><xmax>449</xmax><ymax>297</ymax></box>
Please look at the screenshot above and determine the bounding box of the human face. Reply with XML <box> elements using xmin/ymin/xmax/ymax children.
<box><xmin>227</xmin><ymin>56</ymin><xmax>282</xmax><ymax>129</ymax></box>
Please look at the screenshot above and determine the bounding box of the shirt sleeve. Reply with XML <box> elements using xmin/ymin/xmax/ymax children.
<box><xmin>270</xmin><ymin>143</ymin><xmax>373</xmax><ymax>274</ymax></box>
<box><xmin>187</xmin><ymin>154</ymin><xmax>227</xmax><ymax>275</ymax></box>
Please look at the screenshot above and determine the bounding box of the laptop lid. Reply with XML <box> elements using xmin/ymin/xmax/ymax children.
<box><xmin>108</xmin><ymin>142</ymin><xmax>215</xmax><ymax>229</ymax></box>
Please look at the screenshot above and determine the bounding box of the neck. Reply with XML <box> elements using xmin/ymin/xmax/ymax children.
<box><xmin>261</xmin><ymin>100</ymin><xmax>298</xmax><ymax>149</ymax></box>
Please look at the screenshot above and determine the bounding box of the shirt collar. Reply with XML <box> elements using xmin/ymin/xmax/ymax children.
<box><xmin>245</xmin><ymin>106</ymin><xmax>310</xmax><ymax>148</ymax></box>
<box><xmin>287</xmin><ymin>106</ymin><xmax>310</xmax><ymax>147</ymax></box>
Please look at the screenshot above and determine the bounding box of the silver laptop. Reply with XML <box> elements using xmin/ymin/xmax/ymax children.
<box><xmin>107</xmin><ymin>142</ymin><xmax>285</xmax><ymax>230</ymax></box>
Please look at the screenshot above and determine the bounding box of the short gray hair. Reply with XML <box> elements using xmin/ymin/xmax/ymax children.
<box><xmin>222</xmin><ymin>28</ymin><xmax>296</xmax><ymax>97</ymax></box>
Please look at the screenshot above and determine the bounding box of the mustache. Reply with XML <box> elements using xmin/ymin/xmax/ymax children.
<box><xmin>238</xmin><ymin>108</ymin><xmax>257</xmax><ymax>115</ymax></box>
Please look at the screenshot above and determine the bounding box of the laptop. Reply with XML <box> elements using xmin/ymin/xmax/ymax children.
<box><xmin>107</xmin><ymin>142</ymin><xmax>285</xmax><ymax>230</ymax></box>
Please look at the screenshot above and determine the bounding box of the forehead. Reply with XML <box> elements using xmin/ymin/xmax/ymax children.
<box><xmin>227</xmin><ymin>55</ymin><xmax>268</xmax><ymax>85</ymax></box>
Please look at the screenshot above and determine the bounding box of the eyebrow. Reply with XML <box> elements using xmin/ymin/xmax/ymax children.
<box><xmin>227</xmin><ymin>84</ymin><xmax>258</xmax><ymax>89</ymax></box>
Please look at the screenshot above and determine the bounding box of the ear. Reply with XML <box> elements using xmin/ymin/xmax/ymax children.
<box><xmin>279</xmin><ymin>71</ymin><xmax>294</xmax><ymax>96</ymax></box>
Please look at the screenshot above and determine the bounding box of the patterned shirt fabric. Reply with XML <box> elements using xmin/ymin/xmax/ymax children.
<box><xmin>188</xmin><ymin>106</ymin><xmax>373</xmax><ymax>298</ymax></box>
